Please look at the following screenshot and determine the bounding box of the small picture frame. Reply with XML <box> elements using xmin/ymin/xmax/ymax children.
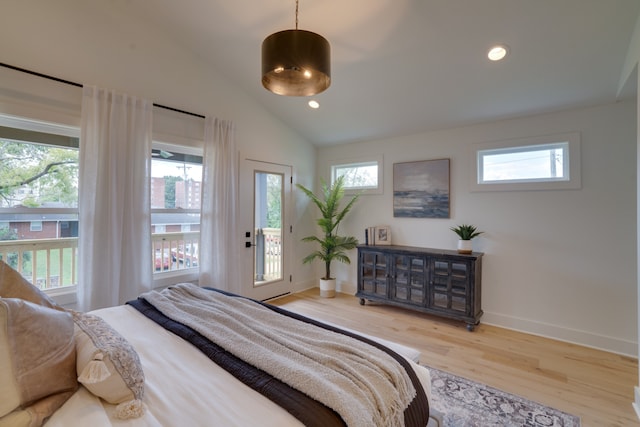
<box><xmin>375</xmin><ymin>225</ymin><xmax>391</xmax><ymax>245</ymax></box>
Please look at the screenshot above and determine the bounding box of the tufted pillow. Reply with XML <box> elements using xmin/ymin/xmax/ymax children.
<box><xmin>0</xmin><ymin>261</ymin><xmax>60</xmax><ymax>310</ymax></box>
<box><xmin>72</xmin><ymin>310</ymin><xmax>145</xmax><ymax>417</ymax></box>
<box><xmin>0</xmin><ymin>298</ymin><xmax>77</xmax><ymax>426</ymax></box>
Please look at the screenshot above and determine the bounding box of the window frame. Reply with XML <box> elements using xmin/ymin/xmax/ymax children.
<box><xmin>329</xmin><ymin>154</ymin><xmax>383</xmax><ymax>195</ymax></box>
<box><xmin>150</xmin><ymin>140</ymin><xmax>203</xmax><ymax>289</ymax></box>
<box><xmin>470</xmin><ymin>132</ymin><xmax>581</xmax><ymax>192</ymax></box>
<box><xmin>0</xmin><ymin>115</ymin><xmax>80</xmax><ymax>303</ymax></box>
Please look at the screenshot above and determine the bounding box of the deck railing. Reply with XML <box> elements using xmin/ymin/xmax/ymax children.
<box><xmin>0</xmin><ymin>230</ymin><xmax>286</xmax><ymax>290</ymax></box>
<box><xmin>256</xmin><ymin>227</ymin><xmax>282</xmax><ymax>282</ymax></box>
<box><xmin>151</xmin><ymin>231</ymin><xmax>200</xmax><ymax>271</ymax></box>
<box><xmin>0</xmin><ymin>237</ymin><xmax>78</xmax><ymax>289</ymax></box>
<box><xmin>0</xmin><ymin>231</ymin><xmax>203</xmax><ymax>290</ymax></box>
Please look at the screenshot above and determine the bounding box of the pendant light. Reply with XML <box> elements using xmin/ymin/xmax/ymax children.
<box><xmin>261</xmin><ymin>0</ymin><xmax>331</xmax><ymax>96</ymax></box>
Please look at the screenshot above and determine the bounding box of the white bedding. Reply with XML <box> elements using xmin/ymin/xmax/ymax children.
<box><xmin>48</xmin><ymin>304</ymin><xmax>432</xmax><ymax>427</ymax></box>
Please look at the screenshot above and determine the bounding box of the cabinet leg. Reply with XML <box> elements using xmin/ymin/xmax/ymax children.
<box><xmin>359</xmin><ymin>298</ymin><xmax>366</xmax><ymax>306</ymax></box>
<box><xmin>466</xmin><ymin>323</ymin><xmax>476</xmax><ymax>332</ymax></box>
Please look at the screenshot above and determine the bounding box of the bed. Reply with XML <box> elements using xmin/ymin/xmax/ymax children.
<box><xmin>0</xmin><ymin>261</ymin><xmax>442</xmax><ymax>426</ymax></box>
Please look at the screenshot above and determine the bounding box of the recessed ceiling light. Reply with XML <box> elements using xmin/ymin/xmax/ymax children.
<box><xmin>488</xmin><ymin>44</ymin><xmax>509</xmax><ymax>61</ymax></box>
<box><xmin>308</xmin><ymin>100</ymin><xmax>320</xmax><ymax>109</ymax></box>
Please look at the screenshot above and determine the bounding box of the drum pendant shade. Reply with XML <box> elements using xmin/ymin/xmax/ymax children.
<box><xmin>262</xmin><ymin>29</ymin><xmax>331</xmax><ymax>96</ymax></box>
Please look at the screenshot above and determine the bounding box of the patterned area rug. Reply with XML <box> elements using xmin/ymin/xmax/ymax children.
<box><xmin>428</xmin><ymin>367</ymin><xmax>581</xmax><ymax>427</ymax></box>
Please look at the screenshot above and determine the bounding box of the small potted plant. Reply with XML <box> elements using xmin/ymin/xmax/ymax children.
<box><xmin>450</xmin><ymin>224</ymin><xmax>483</xmax><ymax>254</ymax></box>
<box><xmin>296</xmin><ymin>176</ymin><xmax>360</xmax><ymax>297</ymax></box>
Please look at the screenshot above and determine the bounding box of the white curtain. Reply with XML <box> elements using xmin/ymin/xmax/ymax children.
<box><xmin>199</xmin><ymin>117</ymin><xmax>241</xmax><ymax>293</ymax></box>
<box><xmin>78</xmin><ymin>86</ymin><xmax>153</xmax><ymax>311</ymax></box>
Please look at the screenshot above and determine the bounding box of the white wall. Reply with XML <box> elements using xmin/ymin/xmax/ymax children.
<box><xmin>0</xmin><ymin>0</ymin><xmax>318</xmax><ymax>293</ymax></box>
<box><xmin>317</xmin><ymin>101</ymin><xmax>637</xmax><ymax>356</ymax></box>
<box><xmin>1</xmin><ymin>0</ymin><xmax>637</xmax><ymax>356</ymax></box>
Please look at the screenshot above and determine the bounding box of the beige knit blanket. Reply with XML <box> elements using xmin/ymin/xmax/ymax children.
<box><xmin>141</xmin><ymin>283</ymin><xmax>416</xmax><ymax>427</ymax></box>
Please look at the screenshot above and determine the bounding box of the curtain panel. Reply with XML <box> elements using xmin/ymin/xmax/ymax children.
<box><xmin>199</xmin><ymin>117</ymin><xmax>241</xmax><ymax>293</ymax></box>
<box><xmin>78</xmin><ymin>86</ymin><xmax>153</xmax><ymax>311</ymax></box>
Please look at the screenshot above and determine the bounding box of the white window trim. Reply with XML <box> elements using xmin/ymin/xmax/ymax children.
<box><xmin>152</xmin><ymin>269</ymin><xmax>199</xmax><ymax>290</ymax></box>
<box><xmin>151</xmin><ymin>140</ymin><xmax>203</xmax><ymax>288</ymax></box>
<box><xmin>46</xmin><ymin>285</ymin><xmax>78</xmax><ymax>307</ymax></box>
<box><xmin>0</xmin><ymin>114</ymin><xmax>79</xmax><ymax>138</ymax></box>
<box><xmin>0</xmin><ymin>118</ymin><xmax>80</xmax><ymax>300</ymax></box>
<box><xmin>329</xmin><ymin>154</ymin><xmax>383</xmax><ymax>195</ymax></box>
<box><xmin>470</xmin><ymin>132</ymin><xmax>581</xmax><ymax>192</ymax></box>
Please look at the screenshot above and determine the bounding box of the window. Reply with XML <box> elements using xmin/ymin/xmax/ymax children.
<box><xmin>330</xmin><ymin>155</ymin><xmax>383</xmax><ymax>194</ymax></box>
<box><xmin>471</xmin><ymin>133</ymin><xmax>581</xmax><ymax>191</ymax></box>
<box><xmin>150</xmin><ymin>144</ymin><xmax>202</xmax><ymax>279</ymax></box>
<box><xmin>0</xmin><ymin>117</ymin><xmax>80</xmax><ymax>292</ymax></box>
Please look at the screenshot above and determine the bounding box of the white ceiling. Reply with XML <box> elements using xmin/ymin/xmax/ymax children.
<box><xmin>116</xmin><ymin>0</ymin><xmax>639</xmax><ymax>146</ymax></box>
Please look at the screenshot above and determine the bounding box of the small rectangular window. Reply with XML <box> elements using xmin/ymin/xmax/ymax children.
<box><xmin>471</xmin><ymin>133</ymin><xmax>580</xmax><ymax>191</ymax></box>
<box><xmin>30</xmin><ymin>221</ymin><xmax>43</xmax><ymax>232</ymax></box>
<box><xmin>478</xmin><ymin>142</ymin><xmax>568</xmax><ymax>184</ymax></box>
<box><xmin>330</xmin><ymin>155</ymin><xmax>383</xmax><ymax>194</ymax></box>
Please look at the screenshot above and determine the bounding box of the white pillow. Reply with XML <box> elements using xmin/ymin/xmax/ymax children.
<box><xmin>72</xmin><ymin>311</ymin><xmax>145</xmax><ymax>410</ymax></box>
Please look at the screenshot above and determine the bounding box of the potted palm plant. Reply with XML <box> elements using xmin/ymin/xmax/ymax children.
<box><xmin>450</xmin><ymin>224</ymin><xmax>483</xmax><ymax>254</ymax></box>
<box><xmin>296</xmin><ymin>176</ymin><xmax>360</xmax><ymax>297</ymax></box>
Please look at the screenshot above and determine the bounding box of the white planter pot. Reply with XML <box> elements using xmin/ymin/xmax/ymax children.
<box><xmin>457</xmin><ymin>239</ymin><xmax>473</xmax><ymax>254</ymax></box>
<box><xmin>319</xmin><ymin>278</ymin><xmax>336</xmax><ymax>298</ymax></box>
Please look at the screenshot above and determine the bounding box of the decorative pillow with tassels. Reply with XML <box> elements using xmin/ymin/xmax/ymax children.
<box><xmin>71</xmin><ymin>310</ymin><xmax>145</xmax><ymax>419</ymax></box>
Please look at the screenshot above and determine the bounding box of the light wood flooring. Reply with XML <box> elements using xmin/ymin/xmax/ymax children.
<box><xmin>271</xmin><ymin>289</ymin><xmax>639</xmax><ymax>427</ymax></box>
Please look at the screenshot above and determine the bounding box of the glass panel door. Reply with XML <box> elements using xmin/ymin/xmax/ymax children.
<box><xmin>254</xmin><ymin>171</ymin><xmax>283</xmax><ymax>285</ymax></box>
<box><xmin>239</xmin><ymin>159</ymin><xmax>292</xmax><ymax>300</ymax></box>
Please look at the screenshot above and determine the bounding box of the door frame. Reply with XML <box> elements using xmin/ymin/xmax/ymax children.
<box><xmin>239</xmin><ymin>157</ymin><xmax>293</xmax><ymax>300</ymax></box>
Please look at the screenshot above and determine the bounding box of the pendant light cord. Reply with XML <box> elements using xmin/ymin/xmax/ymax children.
<box><xmin>295</xmin><ymin>0</ymin><xmax>299</xmax><ymax>30</ymax></box>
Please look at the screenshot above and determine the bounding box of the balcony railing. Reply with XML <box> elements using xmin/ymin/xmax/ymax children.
<box><xmin>151</xmin><ymin>231</ymin><xmax>200</xmax><ymax>272</ymax></box>
<box><xmin>0</xmin><ymin>232</ymin><xmax>203</xmax><ymax>290</ymax></box>
<box><xmin>255</xmin><ymin>227</ymin><xmax>282</xmax><ymax>283</ymax></box>
<box><xmin>0</xmin><ymin>230</ymin><xmax>288</xmax><ymax>291</ymax></box>
<box><xmin>0</xmin><ymin>237</ymin><xmax>78</xmax><ymax>289</ymax></box>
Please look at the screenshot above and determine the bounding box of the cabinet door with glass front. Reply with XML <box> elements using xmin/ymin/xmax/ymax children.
<box><xmin>390</xmin><ymin>254</ymin><xmax>426</xmax><ymax>306</ymax></box>
<box><xmin>358</xmin><ymin>250</ymin><xmax>388</xmax><ymax>298</ymax></box>
<box><xmin>429</xmin><ymin>258</ymin><xmax>472</xmax><ymax>315</ymax></box>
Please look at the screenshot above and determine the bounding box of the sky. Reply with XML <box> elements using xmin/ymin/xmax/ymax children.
<box><xmin>152</xmin><ymin>159</ymin><xmax>202</xmax><ymax>180</ymax></box>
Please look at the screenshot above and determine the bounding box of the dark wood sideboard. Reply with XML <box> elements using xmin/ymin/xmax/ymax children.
<box><xmin>356</xmin><ymin>245</ymin><xmax>483</xmax><ymax>331</ymax></box>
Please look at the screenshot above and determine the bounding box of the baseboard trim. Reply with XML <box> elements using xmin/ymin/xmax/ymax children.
<box><xmin>310</xmin><ymin>280</ymin><xmax>637</xmax><ymax>356</ymax></box>
<box><xmin>482</xmin><ymin>311</ymin><xmax>637</xmax><ymax>357</ymax></box>
<box><xmin>338</xmin><ymin>281</ymin><xmax>357</xmax><ymax>295</ymax></box>
<box><xmin>633</xmin><ymin>387</ymin><xmax>640</xmax><ymax>421</ymax></box>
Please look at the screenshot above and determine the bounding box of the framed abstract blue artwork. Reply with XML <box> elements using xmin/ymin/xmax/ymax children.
<box><xmin>393</xmin><ymin>158</ymin><xmax>450</xmax><ymax>218</ymax></box>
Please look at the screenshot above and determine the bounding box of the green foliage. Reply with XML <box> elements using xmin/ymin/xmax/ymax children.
<box><xmin>163</xmin><ymin>175</ymin><xmax>182</xmax><ymax>208</ymax></box>
<box><xmin>296</xmin><ymin>175</ymin><xmax>360</xmax><ymax>280</ymax></box>
<box><xmin>1</xmin><ymin>251</ymin><xmax>31</xmax><ymax>271</ymax></box>
<box><xmin>266</xmin><ymin>174</ymin><xmax>282</xmax><ymax>229</ymax></box>
<box><xmin>450</xmin><ymin>224</ymin><xmax>484</xmax><ymax>240</ymax></box>
<box><xmin>0</xmin><ymin>228</ymin><xmax>17</xmax><ymax>241</ymax></box>
<box><xmin>0</xmin><ymin>140</ymin><xmax>78</xmax><ymax>207</ymax></box>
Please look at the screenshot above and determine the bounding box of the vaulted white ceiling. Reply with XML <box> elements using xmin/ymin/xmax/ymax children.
<box><xmin>113</xmin><ymin>0</ymin><xmax>639</xmax><ymax>146</ymax></box>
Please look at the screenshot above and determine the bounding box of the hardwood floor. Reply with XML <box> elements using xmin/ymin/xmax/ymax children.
<box><xmin>271</xmin><ymin>289</ymin><xmax>639</xmax><ymax>427</ymax></box>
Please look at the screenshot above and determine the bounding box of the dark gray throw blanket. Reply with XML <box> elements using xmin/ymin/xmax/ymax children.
<box><xmin>128</xmin><ymin>284</ymin><xmax>430</xmax><ymax>427</ymax></box>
